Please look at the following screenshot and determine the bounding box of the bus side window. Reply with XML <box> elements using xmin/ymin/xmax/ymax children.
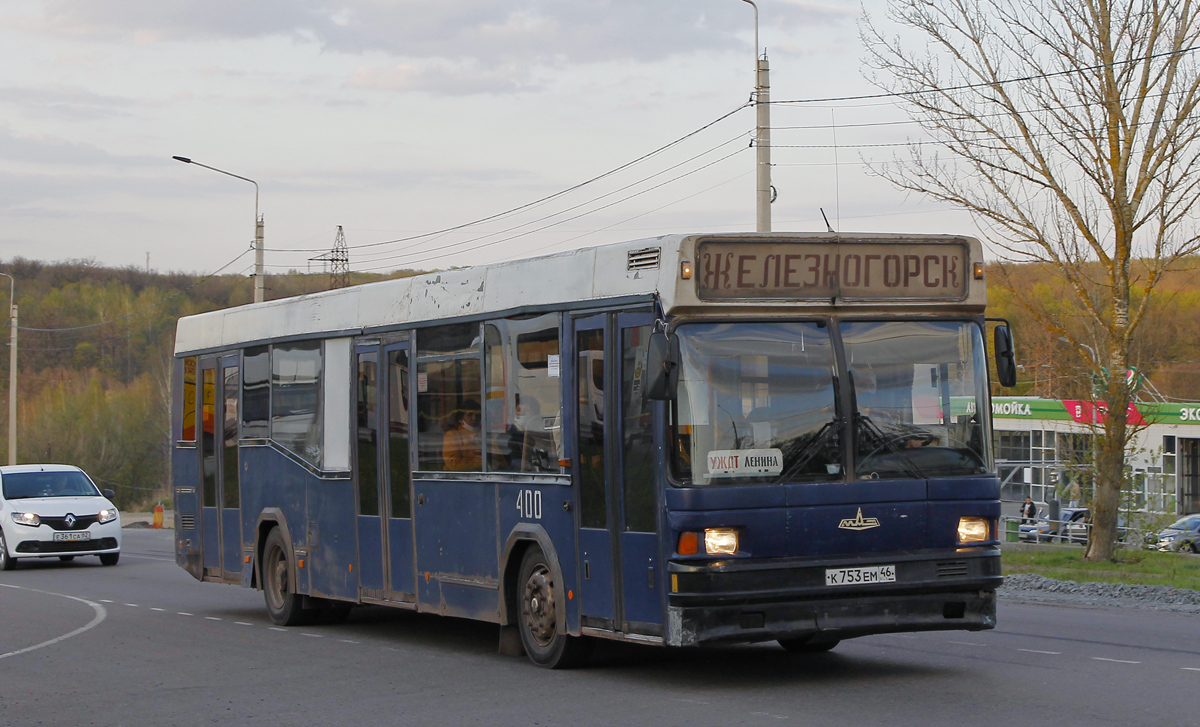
<box><xmin>181</xmin><ymin>356</ymin><xmax>197</xmax><ymax>443</ymax></box>
<box><xmin>416</xmin><ymin>323</ymin><xmax>483</xmax><ymax>472</ymax></box>
<box><xmin>483</xmin><ymin>314</ymin><xmax>562</xmax><ymax>473</ymax></box>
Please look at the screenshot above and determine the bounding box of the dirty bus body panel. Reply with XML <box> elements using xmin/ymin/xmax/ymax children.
<box><xmin>171</xmin><ymin>232</ymin><xmax>1006</xmax><ymax>667</ymax></box>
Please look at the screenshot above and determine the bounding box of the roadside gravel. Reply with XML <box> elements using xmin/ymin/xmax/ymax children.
<box><xmin>1001</xmin><ymin>572</ymin><xmax>1200</xmax><ymax>614</ymax></box>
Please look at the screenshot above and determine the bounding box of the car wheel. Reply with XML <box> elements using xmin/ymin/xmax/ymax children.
<box><xmin>778</xmin><ymin>637</ymin><xmax>840</xmax><ymax>653</ymax></box>
<box><xmin>516</xmin><ymin>545</ymin><xmax>592</xmax><ymax>668</ymax></box>
<box><xmin>99</xmin><ymin>552</ymin><xmax>119</xmax><ymax>566</ymax></box>
<box><xmin>1191</xmin><ymin>541</ymin><xmax>1199</xmax><ymax>555</ymax></box>
<box><xmin>59</xmin><ymin>555</ymin><xmax>75</xmax><ymax>562</ymax></box>
<box><xmin>0</xmin><ymin>531</ymin><xmax>15</xmax><ymax>571</ymax></box>
<box><xmin>262</xmin><ymin>527</ymin><xmax>310</xmax><ymax>626</ymax></box>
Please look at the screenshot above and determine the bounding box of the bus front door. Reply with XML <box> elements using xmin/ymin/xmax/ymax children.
<box><xmin>571</xmin><ymin>312</ymin><xmax>662</xmax><ymax>636</ymax></box>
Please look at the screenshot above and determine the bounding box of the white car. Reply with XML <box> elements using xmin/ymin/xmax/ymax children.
<box><xmin>0</xmin><ymin>464</ymin><xmax>121</xmax><ymax>570</ymax></box>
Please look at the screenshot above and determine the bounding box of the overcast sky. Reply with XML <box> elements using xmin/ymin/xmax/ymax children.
<box><xmin>0</xmin><ymin>0</ymin><xmax>979</xmax><ymax>278</ymax></box>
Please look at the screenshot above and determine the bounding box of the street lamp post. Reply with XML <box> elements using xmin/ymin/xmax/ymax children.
<box><xmin>173</xmin><ymin>156</ymin><xmax>265</xmax><ymax>304</ymax></box>
<box><xmin>741</xmin><ymin>0</ymin><xmax>771</xmax><ymax>232</ymax></box>
<box><xmin>0</xmin><ymin>272</ymin><xmax>16</xmax><ymax>465</ymax></box>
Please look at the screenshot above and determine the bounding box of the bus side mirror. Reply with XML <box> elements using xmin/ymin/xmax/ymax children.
<box><xmin>994</xmin><ymin>324</ymin><xmax>1017</xmax><ymax>388</ymax></box>
<box><xmin>645</xmin><ymin>331</ymin><xmax>680</xmax><ymax>401</ymax></box>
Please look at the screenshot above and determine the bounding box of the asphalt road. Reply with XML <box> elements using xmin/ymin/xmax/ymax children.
<box><xmin>2</xmin><ymin>529</ymin><xmax>1198</xmax><ymax>727</ymax></box>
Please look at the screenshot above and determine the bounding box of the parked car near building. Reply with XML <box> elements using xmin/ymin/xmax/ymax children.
<box><xmin>1020</xmin><ymin>507</ymin><xmax>1090</xmax><ymax>543</ymax></box>
<box><xmin>1150</xmin><ymin>514</ymin><xmax>1200</xmax><ymax>553</ymax></box>
<box><xmin>0</xmin><ymin>464</ymin><xmax>121</xmax><ymax>570</ymax></box>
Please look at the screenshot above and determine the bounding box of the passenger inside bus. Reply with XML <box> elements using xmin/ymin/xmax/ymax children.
<box><xmin>443</xmin><ymin>399</ymin><xmax>482</xmax><ymax>471</ymax></box>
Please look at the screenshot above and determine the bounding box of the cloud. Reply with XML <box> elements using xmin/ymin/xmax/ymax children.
<box><xmin>29</xmin><ymin>0</ymin><xmax>852</xmax><ymax>64</ymax></box>
<box><xmin>347</xmin><ymin>61</ymin><xmax>537</xmax><ymax>95</ymax></box>
<box><xmin>0</xmin><ymin>85</ymin><xmax>135</xmax><ymax>121</ymax></box>
<box><xmin>0</xmin><ymin>127</ymin><xmax>159</xmax><ymax>167</ymax></box>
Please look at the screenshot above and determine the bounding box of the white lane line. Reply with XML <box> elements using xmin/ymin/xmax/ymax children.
<box><xmin>1093</xmin><ymin>657</ymin><xmax>1141</xmax><ymax>664</ymax></box>
<box><xmin>269</xmin><ymin>627</ymin><xmax>288</xmax><ymax>632</ymax></box>
<box><xmin>948</xmin><ymin>641</ymin><xmax>985</xmax><ymax>646</ymax></box>
<box><xmin>177</xmin><ymin>612</ymin><xmax>193</xmax><ymax>616</ymax></box>
<box><xmin>1182</xmin><ymin>667</ymin><xmax>1200</xmax><ymax>672</ymax></box>
<box><xmin>99</xmin><ymin>599</ymin><xmax>114</xmax><ymax>603</ymax></box>
<box><xmin>1018</xmin><ymin>649</ymin><xmax>1062</xmax><ymax>655</ymax></box>
<box><xmin>300</xmin><ymin>633</ymin><xmax>324</xmax><ymax>638</ymax></box>
<box><xmin>235</xmin><ymin>622</ymin><xmax>253</xmax><ymax>626</ymax></box>
<box><xmin>0</xmin><ymin>584</ymin><xmax>107</xmax><ymax>661</ymax></box>
<box><xmin>205</xmin><ymin>617</ymin><xmax>222</xmax><ymax>621</ymax></box>
<box><xmin>124</xmin><ymin>603</ymin><xmax>139</xmax><ymax>607</ymax></box>
<box><xmin>150</xmin><ymin>607</ymin><xmax>165</xmax><ymax>612</ymax></box>
<box><xmin>338</xmin><ymin>639</ymin><xmax>359</xmax><ymax>644</ymax></box>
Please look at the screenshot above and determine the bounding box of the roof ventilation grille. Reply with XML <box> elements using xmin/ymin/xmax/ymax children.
<box><xmin>627</xmin><ymin>247</ymin><xmax>661</xmax><ymax>271</ymax></box>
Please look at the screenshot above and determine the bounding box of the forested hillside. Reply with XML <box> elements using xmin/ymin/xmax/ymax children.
<box><xmin>0</xmin><ymin>259</ymin><xmax>419</xmax><ymax>508</ymax></box>
<box><xmin>3</xmin><ymin>255</ymin><xmax>1199</xmax><ymax>508</ymax></box>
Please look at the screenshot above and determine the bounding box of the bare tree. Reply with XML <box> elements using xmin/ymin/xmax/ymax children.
<box><xmin>862</xmin><ymin>0</ymin><xmax>1200</xmax><ymax>560</ymax></box>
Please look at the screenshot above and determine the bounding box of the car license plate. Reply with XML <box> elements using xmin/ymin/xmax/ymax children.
<box><xmin>53</xmin><ymin>532</ymin><xmax>91</xmax><ymax>542</ymax></box>
<box><xmin>825</xmin><ymin>564</ymin><xmax>896</xmax><ymax>586</ymax></box>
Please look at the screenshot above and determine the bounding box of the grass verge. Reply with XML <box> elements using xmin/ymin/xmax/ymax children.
<box><xmin>1002</xmin><ymin>545</ymin><xmax>1200</xmax><ymax>591</ymax></box>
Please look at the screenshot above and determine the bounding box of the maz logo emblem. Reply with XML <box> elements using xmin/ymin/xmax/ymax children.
<box><xmin>838</xmin><ymin>508</ymin><xmax>880</xmax><ymax>531</ymax></box>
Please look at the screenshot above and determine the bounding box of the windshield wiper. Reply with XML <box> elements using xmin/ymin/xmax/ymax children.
<box><xmin>855</xmin><ymin>412</ymin><xmax>927</xmax><ymax>479</ymax></box>
<box><xmin>775</xmin><ymin>417</ymin><xmax>841</xmax><ymax>483</ymax></box>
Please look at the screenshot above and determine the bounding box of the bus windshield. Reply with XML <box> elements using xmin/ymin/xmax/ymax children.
<box><xmin>672</xmin><ymin>321</ymin><xmax>840</xmax><ymax>485</ymax></box>
<box><xmin>843</xmin><ymin>320</ymin><xmax>990</xmax><ymax>480</ymax></box>
<box><xmin>669</xmin><ymin>319</ymin><xmax>991</xmax><ymax>486</ymax></box>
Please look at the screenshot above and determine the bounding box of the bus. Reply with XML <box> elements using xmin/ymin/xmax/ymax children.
<box><xmin>171</xmin><ymin>232</ymin><xmax>1016</xmax><ymax>668</ymax></box>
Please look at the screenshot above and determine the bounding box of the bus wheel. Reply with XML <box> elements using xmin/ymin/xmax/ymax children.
<box><xmin>778</xmin><ymin>637</ymin><xmax>840</xmax><ymax>653</ymax></box>
<box><xmin>263</xmin><ymin>528</ymin><xmax>308</xmax><ymax>626</ymax></box>
<box><xmin>516</xmin><ymin>545</ymin><xmax>591</xmax><ymax>669</ymax></box>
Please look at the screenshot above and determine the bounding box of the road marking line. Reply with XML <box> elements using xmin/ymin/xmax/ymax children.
<box><xmin>1183</xmin><ymin>667</ymin><xmax>1200</xmax><ymax>672</ymax></box>
<box><xmin>338</xmin><ymin>639</ymin><xmax>359</xmax><ymax>644</ymax></box>
<box><xmin>99</xmin><ymin>599</ymin><xmax>114</xmax><ymax>603</ymax></box>
<box><xmin>0</xmin><ymin>585</ymin><xmax>107</xmax><ymax>661</ymax></box>
<box><xmin>301</xmin><ymin>633</ymin><xmax>323</xmax><ymax>638</ymax></box>
<box><xmin>949</xmin><ymin>641</ymin><xmax>985</xmax><ymax>646</ymax></box>
<box><xmin>1018</xmin><ymin>649</ymin><xmax>1061</xmax><ymax>655</ymax></box>
<box><xmin>205</xmin><ymin>617</ymin><xmax>222</xmax><ymax>621</ymax></box>
<box><xmin>235</xmin><ymin>622</ymin><xmax>253</xmax><ymax>626</ymax></box>
<box><xmin>1093</xmin><ymin>657</ymin><xmax>1140</xmax><ymax>664</ymax></box>
<box><xmin>750</xmin><ymin>712</ymin><xmax>788</xmax><ymax>720</ymax></box>
<box><xmin>124</xmin><ymin>603</ymin><xmax>139</xmax><ymax>607</ymax></box>
<box><xmin>177</xmin><ymin>612</ymin><xmax>193</xmax><ymax>616</ymax></box>
<box><xmin>150</xmin><ymin>607</ymin><xmax>165</xmax><ymax>612</ymax></box>
<box><xmin>269</xmin><ymin>627</ymin><xmax>288</xmax><ymax>632</ymax></box>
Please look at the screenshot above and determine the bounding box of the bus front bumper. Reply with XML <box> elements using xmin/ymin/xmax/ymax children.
<box><xmin>664</xmin><ymin>547</ymin><xmax>1001</xmax><ymax>647</ymax></box>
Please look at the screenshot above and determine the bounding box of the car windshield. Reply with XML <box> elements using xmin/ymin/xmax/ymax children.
<box><xmin>1168</xmin><ymin>516</ymin><xmax>1200</xmax><ymax>530</ymax></box>
<box><xmin>842</xmin><ymin>320</ymin><xmax>991</xmax><ymax>479</ymax></box>
<box><xmin>1</xmin><ymin>471</ymin><xmax>100</xmax><ymax>499</ymax></box>
<box><xmin>671</xmin><ymin>321</ymin><xmax>840</xmax><ymax>485</ymax></box>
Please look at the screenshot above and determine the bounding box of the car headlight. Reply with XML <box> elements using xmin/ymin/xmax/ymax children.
<box><xmin>97</xmin><ymin>508</ymin><xmax>118</xmax><ymax>525</ymax></box>
<box><xmin>958</xmin><ymin>517</ymin><xmax>990</xmax><ymax>544</ymax></box>
<box><xmin>12</xmin><ymin>511</ymin><xmax>40</xmax><ymax>527</ymax></box>
<box><xmin>704</xmin><ymin>528</ymin><xmax>739</xmax><ymax>555</ymax></box>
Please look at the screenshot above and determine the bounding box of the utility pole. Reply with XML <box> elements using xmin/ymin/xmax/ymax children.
<box><xmin>0</xmin><ymin>272</ymin><xmax>16</xmax><ymax>465</ymax></box>
<box><xmin>741</xmin><ymin>0</ymin><xmax>772</xmax><ymax>232</ymax></box>
<box><xmin>310</xmin><ymin>226</ymin><xmax>350</xmax><ymax>289</ymax></box>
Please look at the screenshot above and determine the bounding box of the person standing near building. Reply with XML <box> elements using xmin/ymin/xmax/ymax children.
<box><xmin>1020</xmin><ymin>496</ymin><xmax>1038</xmax><ymax>524</ymax></box>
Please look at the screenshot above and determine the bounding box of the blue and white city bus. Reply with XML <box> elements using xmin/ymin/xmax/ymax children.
<box><xmin>172</xmin><ymin>232</ymin><xmax>1016</xmax><ymax>668</ymax></box>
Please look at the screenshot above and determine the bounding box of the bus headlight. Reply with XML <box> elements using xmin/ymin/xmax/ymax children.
<box><xmin>704</xmin><ymin>528</ymin><xmax>739</xmax><ymax>555</ymax></box>
<box><xmin>957</xmin><ymin>517</ymin><xmax>989</xmax><ymax>544</ymax></box>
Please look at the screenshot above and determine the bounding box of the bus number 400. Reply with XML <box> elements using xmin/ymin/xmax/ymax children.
<box><xmin>516</xmin><ymin>489</ymin><xmax>542</xmax><ymax>520</ymax></box>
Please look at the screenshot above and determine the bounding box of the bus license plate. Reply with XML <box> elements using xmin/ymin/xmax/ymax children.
<box><xmin>825</xmin><ymin>565</ymin><xmax>895</xmax><ymax>586</ymax></box>
<box><xmin>53</xmin><ymin>532</ymin><xmax>91</xmax><ymax>542</ymax></box>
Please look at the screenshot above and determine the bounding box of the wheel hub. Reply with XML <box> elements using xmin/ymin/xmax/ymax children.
<box><xmin>522</xmin><ymin>564</ymin><xmax>556</xmax><ymax>647</ymax></box>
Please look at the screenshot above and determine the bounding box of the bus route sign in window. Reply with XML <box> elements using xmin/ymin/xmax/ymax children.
<box><xmin>696</xmin><ymin>239</ymin><xmax>969</xmax><ymax>301</ymax></box>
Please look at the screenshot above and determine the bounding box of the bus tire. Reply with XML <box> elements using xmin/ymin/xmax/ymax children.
<box><xmin>516</xmin><ymin>545</ymin><xmax>591</xmax><ymax>669</ymax></box>
<box><xmin>778</xmin><ymin>637</ymin><xmax>840</xmax><ymax>653</ymax></box>
<box><xmin>263</xmin><ymin>527</ymin><xmax>308</xmax><ymax>626</ymax></box>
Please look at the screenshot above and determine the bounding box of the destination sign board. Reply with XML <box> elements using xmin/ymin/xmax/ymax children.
<box><xmin>696</xmin><ymin>239</ymin><xmax>970</xmax><ymax>301</ymax></box>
